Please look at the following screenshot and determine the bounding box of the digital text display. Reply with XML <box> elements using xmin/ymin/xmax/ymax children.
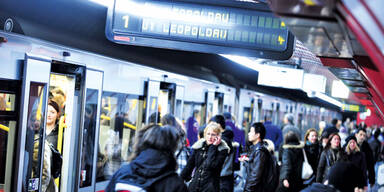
<box><xmin>106</xmin><ymin>0</ymin><xmax>293</xmax><ymax>58</ymax></box>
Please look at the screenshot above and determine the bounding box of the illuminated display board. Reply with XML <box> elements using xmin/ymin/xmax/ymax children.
<box><xmin>106</xmin><ymin>0</ymin><xmax>294</xmax><ymax>59</ymax></box>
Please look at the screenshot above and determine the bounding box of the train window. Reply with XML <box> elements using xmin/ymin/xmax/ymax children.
<box><xmin>183</xmin><ymin>102</ymin><xmax>203</xmax><ymax>145</ymax></box>
<box><xmin>97</xmin><ymin>92</ymin><xmax>140</xmax><ymax>182</ymax></box>
<box><xmin>22</xmin><ymin>83</ymin><xmax>48</xmax><ymax>191</ymax></box>
<box><xmin>0</xmin><ymin>120</ymin><xmax>16</xmax><ymax>185</ymax></box>
<box><xmin>0</xmin><ymin>93</ymin><xmax>16</xmax><ymax>112</ymax></box>
<box><xmin>175</xmin><ymin>99</ymin><xmax>182</xmax><ymax>120</ymax></box>
<box><xmin>147</xmin><ymin>96</ymin><xmax>158</xmax><ymax>124</ymax></box>
<box><xmin>79</xmin><ymin>89</ymin><xmax>99</xmax><ymax>188</ymax></box>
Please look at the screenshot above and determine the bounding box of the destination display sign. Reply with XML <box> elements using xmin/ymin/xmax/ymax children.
<box><xmin>106</xmin><ymin>0</ymin><xmax>294</xmax><ymax>59</ymax></box>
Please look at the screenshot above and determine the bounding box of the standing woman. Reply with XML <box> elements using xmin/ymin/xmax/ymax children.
<box><xmin>46</xmin><ymin>100</ymin><xmax>60</xmax><ymax>148</ymax></box>
<box><xmin>278</xmin><ymin>131</ymin><xmax>305</xmax><ymax>192</ymax></box>
<box><xmin>344</xmin><ymin>135</ymin><xmax>367</xmax><ymax>190</ymax></box>
<box><xmin>303</xmin><ymin>128</ymin><xmax>320</xmax><ymax>185</ymax></box>
<box><xmin>42</xmin><ymin>100</ymin><xmax>60</xmax><ymax>192</ymax></box>
<box><xmin>316</xmin><ymin>133</ymin><xmax>345</xmax><ymax>184</ymax></box>
<box><xmin>181</xmin><ymin>122</ymin><xmax>229</xmax><ymax>192</ymax></box>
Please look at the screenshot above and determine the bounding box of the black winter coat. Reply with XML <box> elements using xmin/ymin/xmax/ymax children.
<box><xmin>316</xmin><ymin>148</ymin><xmax>344</xmax><ymax>183</ymax></box>
<box><xmin>244</xmin><ymin>142</ymin><xmax>271</xmax><ymax>192</ymax></box>
<box><xmin>304</xmin><ymin>142</ymin><xmax>321</xmax><ymax>177</ymax></box>
<box><xmin>105</xmin><ymin>148</ymin><xmax>187</xmax><ymax>192</ymax></box>
<box><xmin>181</xmin><ymin>139</ymin><xmax>229</xmax><ymax>192</ymax></box>
<box><xmin>359</xmin><ymin>141</ymin><xmax>375</xmax><ymax>185</ymax></box>
<box><xmin>278</xmin><ymin>142</ymin><xmax>305</xmax><ymax>192</ymax></box>
<box><xmin>300</xmin><ymin>183</ymin><xmax>339</xmax><ymax>192</ymax></box>
<box><xmin>368</xmin><ymin>137</ymin><xmax>382</xmax><ymax>162</ymax></box>
<box><xmin>346</xmin><ymin>151</ymin><xmax>367</xmax><ymax>187</ymax></box>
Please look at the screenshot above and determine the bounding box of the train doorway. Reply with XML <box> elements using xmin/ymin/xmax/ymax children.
<box><xmin>144</xmin><ymin>80</ymin><xmax>184</xmax><ymax>124</ymax></box>
<box><xmin>15</xmin><ymin>54</ymin><xmax>102</xmax><ymax>192</ymax></box>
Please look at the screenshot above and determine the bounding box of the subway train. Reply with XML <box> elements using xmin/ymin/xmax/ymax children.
<box><xmin>0</xmin><ymin>31</ymin><xmax>340</xmax><ymax>192</ymax></box>
<box><xmin>1</xmin><ymin>0</ymin><xmax>383</xmax><ymax>191</ymax></box>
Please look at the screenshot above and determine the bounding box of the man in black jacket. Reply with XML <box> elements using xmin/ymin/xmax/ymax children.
<box><xmin>244</xmin><ymin>122</ymin><xmax>276</xmax><ymax>192</ymax></box>
<box><xmin>355</xmin><ymin>128</ymin><xmax>375</xmax><ymax>187</ymax></box>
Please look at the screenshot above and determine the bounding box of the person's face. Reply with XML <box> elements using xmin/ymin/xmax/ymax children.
<box><xmin>283</xmin><ymin>117</ymin><xmax>288</xmax><ymax>124</ymax></box>
<box><xmin>355</xmin><ymin>131</ymin><xmax>366</xmax><ymax>144</ymax></box>
<box><xmin>205</xmin><ymin>127</ymin><xmax>218</xmax><ymax>145</ymax></box>
<box><xmin>47</xmin><ymin>105</ymin><xmax>58</xmax><ymax>125</ymax></box>
<box><xmin>330</xmin><ymin>135</ymin><xmax>340</xmax><ymax>149</ymax></box>
<box><xmin>348</xmin><ymin>139</ymin><xmax>357</xmax><ymax>151</ymax></box>
<box><xmin>248</xmin><ymin>127</ymin><xmax>259</xmax><ymax>143</ymax></box>
<box><xmin>336</xmin><ymin>120</ymin><xmax>342</xmax><ymax>128</ymax></box>
<box><xmin>308</xmin><ymin>131</ymin><xmax>318</xmax><ymax>144</ymax></box>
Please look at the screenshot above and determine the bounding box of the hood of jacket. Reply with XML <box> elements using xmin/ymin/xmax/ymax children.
<box><xmin>282</xmin><ymin>141</ymin><xmax>305</xmax><ymax>149</ymax></box>
<box><xmin>192</xmin><ymin>138</ymin><xmax>230</xmax><ymax>153</ymax></box>
<box><xmin>114</xmin><ymin>148</ymin><xmax>176</xmax><ymax>188</ymax></box>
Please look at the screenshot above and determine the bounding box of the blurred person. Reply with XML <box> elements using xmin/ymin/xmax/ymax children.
<box><xmin>105</xmin><ymin>124</ymin><xmax>187</xmax><ymax>192</ymax></box>
<box><xmin>343</xmin><ymin>135</ymin><xmax>367</xmax><ymax>189</ymax></box>
<box><xmin>323</xmin><ymin>118</ymin><xmax>340</xmax><ymax>136</ymax></box>
<box><xmin>223</xmin><ymin>112</ymin><xmax>243</xmax><ymax>171</ymax></box>
<box><xmin>181</xmin><ymin>122</ymin><xmax>229</xmax><ymax>192</ymax></box>
<box><xmin>282</xmin><ymin>113</ymin><xmax>301</xmax><ymax>140</ymax></box>
<box><xmin>161</xmin><ymin>114</ymin><xmax>190</xmax><ymax>176</ymax></box>
<box><xmin>264</xmin><ymin>115</ymin><xmax>283</xmax><ymax>151</ymax></box>
<box><xmin>355</xmin><ymin>128</ymin><xmax>375</xmax><ymax>187</ymax></box>
<box><xmin>187</xmin><ymin>110</ymin><xmax>201</xmax><ymax>146</ymax></box>
<box><xmin>316</xmin><ymin>133</ymin><xmax>345</xmax><ymax>183</ymax></box>
<box><xmin>244</xmin><ymin>122</ymin><xmax>278</xmax><ymax>192</ymax></box>
<box><xmin>318</xmin><ymin>121</ymin><xmax>326</xmax><ymax>137</ymax></box>
<box><xmin>302</xmin><ymin>162</ymin><xmax>365</xmax><ymax>192</ymax></box>
<box><xmin>368</xmin><ymin>128</ymin><xmax>382</xmax><ymax>162</ymax></box>
<box><xmin>46</xmin><ymin>100</ymin><xmax>60</xmax><ymax>148</ymax></box>
<box><xmin>148</xmin><ymin>112</ymin><xmax>160</xmax><ymax>124</ymax></box>
<box><xmin>303</xmin><ymin>128</ymin><xmax>320</xmax><ymax>185</ymax></box>
<box><xmin>278</xmin><ymin>131</ymin><xmax>305</xmax><ymax>192</ymax></box>
<box><xmin>319</xmin><ymin>130</ymin><xmax>330</xmax><ymax>152</ymax></box>
<box><xmin>339</xmin><ymin>126</ymin><xmax>348</xmax><ymax>147</ymax></box>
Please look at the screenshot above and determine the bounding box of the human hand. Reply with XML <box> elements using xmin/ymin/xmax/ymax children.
<box><xmin>213</xmin><ymin>136</ymin><xmax>221</xmax><ymax>145</ymax></box>
<box><xmin>283</xmin><ymin>179</ymin><xmax>289</xmax><ymax>188</ymax></box>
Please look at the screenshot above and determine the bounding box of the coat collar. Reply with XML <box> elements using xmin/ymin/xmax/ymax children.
<box><xmin>192</xmin><ymin>138</ymin><xmax>230</xmax><ymax>153</ymax></box>
<box><xmin>282</xmin><ymin>141</ymin><xmax>305</xmax><ymax>149</ymax></box>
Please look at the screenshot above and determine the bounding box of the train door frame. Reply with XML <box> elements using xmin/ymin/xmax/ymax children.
<box><xmin>15</xmin><ymin>54</ymin><xmax>88</xmax><ymax>192</ymax></box>
<box><xmin>15</xmin><ymin>54</ymin><xmax>52</xmax><ymax>192</ymax></box>
<box><xmin>0</xmin><ymin>80</ymin><xmax>19</xmax><ymax>192</ymax></box>
<box><xmin>144</xmin><ymin>79</ymin><xmax>185</xmax><ymax>124</ymax></box>
<box><xmin>204</xmin><ymin>90</ymin><xmax>215</xmax><ymax>125</ymax></box>
<box><xmin>77</xmin><ymin>69</ymin><xmax>103</xmax><ymax>192</ymax></box>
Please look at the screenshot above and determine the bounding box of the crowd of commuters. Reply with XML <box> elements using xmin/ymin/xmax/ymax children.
<box><xmin>106</xmin><ymin>112</ymin><xmax>384</xmax><ymax>192</ymax></box>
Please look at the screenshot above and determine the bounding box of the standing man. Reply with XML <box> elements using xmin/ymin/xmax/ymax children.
<box><xmin>282</xmin><ymin>114</ymin><xmax>301</xmax><ymax>139</ymax></box>
<box><xmin>355</xmin><ymin>128</ymin><xmax>376</xmax><ymax>187</ymax></box>
<box><xmin>323</xmin><ymin>118</ymin><xmax>341</xmax><ymax>135</ymax></box>
<box><xmin>264</xmin><ymin>115</ymin><xmax>283</xmax><ymax>151</ymax></box>
<box><xmin>244</xmin><ymin>122</ymin><xmax>277</xmax><ymax>192</ymax></box>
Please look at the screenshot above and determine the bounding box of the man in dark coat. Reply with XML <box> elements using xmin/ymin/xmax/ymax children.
<box><xmin>368</xmin><ymin>128</ymin><xmax>382</xmax><ymax>162</ymax></box>
<box><xmin>282</xmin><ymin>114</ymin><xmax>301</xmax><ymax>140</ymax></box>
<box><xmin>264</xmin><ymin>116</ymin><xmax>283</xmax><ymax>151</ymax></box>
<box><xmin>323</xmin><ymin>118</ymin><xmax>340</xmax><ymax>136</ymax></box>
<box><xmin>355</xmin><ymin>128</ymin><xmax>375</xmax><ymax>187</ymax></box>
<box><xmin>244</xmin><ymin>122</ymin><xmax>276</xmax><ymax>192</ymax></box>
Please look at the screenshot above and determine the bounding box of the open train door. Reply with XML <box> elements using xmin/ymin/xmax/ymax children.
<box><xmin>77</xmin><ymin>69</ymin><xmax>103</xmax><ymax>192</ymax></box>
<box><xmin>15</xmin><ymin>54</ymin><xmax>88</xmax><ymax>192</ymax></box>
<box><xmin>15</xmin><ymin>54</ymin><xmax>52</xmax><ymax>192</ymax></box>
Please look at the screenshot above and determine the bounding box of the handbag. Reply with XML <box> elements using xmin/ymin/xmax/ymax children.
<box><xmin>301</xmin><ymin>149</ymin><xmax>313</xmax><ymax>180</ymax></box>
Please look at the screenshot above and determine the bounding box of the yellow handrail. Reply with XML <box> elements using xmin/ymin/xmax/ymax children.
<box><xmin>0</xmin><ymin>124</ymin><xmax>9</xmax><ymax>132</ymax></box>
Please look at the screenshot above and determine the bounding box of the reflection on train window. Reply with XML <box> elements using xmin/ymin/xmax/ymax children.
<box><xmin>0</xmin><ymin>93</ymin><xmax>16</xmax><ymax>112</ymax></box>
<box><xmin>22</xmin><ymin>83</ymin><xmax>47</xmax><ymax>192</ymax></box>
<box><xmin>79</xmin><ymin>89</ymin><xmax>98</xmax><ymax>188</ymax></box>
<box><xmin>97</xmin><ymin>92</ymin><xmax>139</xmax><ymax>182</ymax></box>
<box><xmin>0</xmin><ymin>120</ymin><xmax>16</xmax><ymax>185</ymax></box>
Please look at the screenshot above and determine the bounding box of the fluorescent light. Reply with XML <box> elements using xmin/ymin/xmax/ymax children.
<box><xmin>309</xmin><ymin>91</ymin><xmax>342</xmax><ymax>108</ymax></box>
<box><xmin>220</xmin><ymin>54</ymin><xmax>262</xmax><ymax>71</ymax></box>
<box><xmin>89</xmin><ymin>0</ymin><xmax>111</xmax><ymax>7</ymax></box>
<box><xmin>331</xmin><ymin>80</ymin><xmax>349</xmax><ymax>99</ymax></box>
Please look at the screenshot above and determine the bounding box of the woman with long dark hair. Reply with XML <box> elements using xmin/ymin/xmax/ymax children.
<box><xmin>105</xmin><ymin>124</ymin><xmax>187</xmax><ymax>192</ymax></box>
<box><xmin>316</xmin><ymin>133</ymin><xmax>345</xmax><ymax>184</ymax></box>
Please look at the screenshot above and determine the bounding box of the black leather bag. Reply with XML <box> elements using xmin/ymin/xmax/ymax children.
<box><xmin>49</xmin><ymin>144</ymin><xmax>62</xmax><ymax>178</ymax></box>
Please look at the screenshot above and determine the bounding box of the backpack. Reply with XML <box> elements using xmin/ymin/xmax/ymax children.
<box><xmin>49</xmin><ymin>144</ymin><xmax>62</xmax><ymax>178</ymax></box>
<box><xmin>115</xmin><ymin>182</ymin><xmax>147</xmax><ymax>192</ymax></box>
<box><xmin>261</xmin><ymin>148</ymin><xmax>279</xmax><ymax>192</ymax></box>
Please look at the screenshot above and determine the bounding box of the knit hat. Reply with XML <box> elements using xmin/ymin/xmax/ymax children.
<box><xmin>345</xmin><ymin>135</ymin><xmax>357</xmax><ymax>145</ymax></box>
